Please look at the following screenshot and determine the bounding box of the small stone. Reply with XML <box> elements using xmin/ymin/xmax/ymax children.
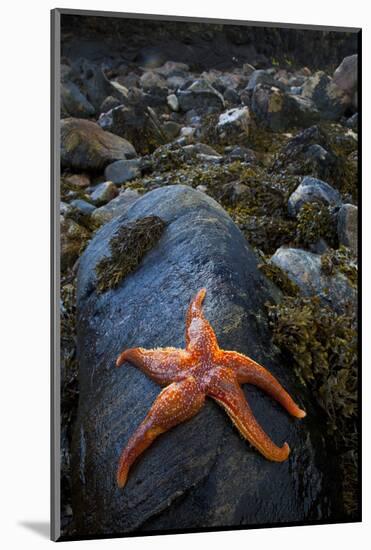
<box><xmin>288</xmin><ymin>176</ymin><xmax>342</xmax><ymax>217</ymax></box>
<box><xmin>167</xmin><ymin>94</ymin><xmax>179</xmax><ymax>111</ymax></box>
<box><xmin>104</xmin><ymin>159</ymin><xmax>141</xmax><ymax>185</ymax></box>
<box><xmin>226</xmin><ymin>146</ymin><xmax>257</xmax><ymax>162</ymax></box>
<box><xmin>217</xmin><ymin>107</ymin><xmax>251</xmax><ymax>140</ymax></box>
<box><xmin>179</xmin><ymin>127</ymin><xmax>197</xmax><ymax>142</ymax></box>
<box><xmin>140</xmin><ymin>71</ymin><xmax>167</xmax><ymax>90</ymax></box>
<box><xmin>61</xmin><ymin>81</ymin><xmax>95</xmax><ymax>118</ymax></box>
<box><xmin>337</xmin><ymin>204</ymin><xmax>358</xmax><ymax>255</ymax></box>
<box><xmin>90</xmin><ymin>181</ymin><xmax>119</xmax><ymax>205</ymax></box>
<box><xmin>91</xmin><ymin>189</ymin><xmax>140</xmax><ymax>224</ymax></box>
<box><xmin>182</xmin><ymin>143</ymin><xmax>221</xmax><ymax>158</ymax></box>
<box><xmin>64</xmin><ymin>174</ymin><xmax>91</xmax><ymax>188</ymax></box>
<box><xmin>60</xmin><ymin>216</ymin><xmax>90</xmax><ymax>272</ymax></box>
<box><xmin>196</xmin><ymin>184</ymin><xmax>208</xmax><ymax>193</ymax></box>
<box><xmin>70</xmin><ymin>199</ymin><xmax>96</xmax><ymax>215</ymax></box>
<box><xmin>155</xmin><ymin>61</ymin><xmax>190</xmax><ymax>77</ymax></box>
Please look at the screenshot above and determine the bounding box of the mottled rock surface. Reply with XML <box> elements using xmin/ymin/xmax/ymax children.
<box><xmin>104</xmin><ymin>159</ymin><xmax>142</xmax><ymax>185</ymax></box>
<box><xmin>333</xmin><ymin>54</ymin><xmax>358</xmax><ymax>107</ymax></box>
<box><xmin>288</xmin><ymin>176</ymin><xmax>342</xmax><ymax>217</ymax></box>
<box><xmin>270</xmin><ymin>247</ymin><xmax>356</xmax><ymax>312</ymax></box>
<box><xmin>91</xmin><ymin>189</ymin><xmax>140</xmax><ymax>224</ymax></box>
<box><xmin>337</xmin><ymin>204</ymin><xmax>358</xmax><ymax>255</ymax></box>
<box><xmin>61</xmin><ymin>118</ymin><xmax>137</xmax><ymax>171</ymax></box>
<box><xmin>72</xmin><ymin>185</ymin><xmax>342</xmax><ymax>536</ymax></box>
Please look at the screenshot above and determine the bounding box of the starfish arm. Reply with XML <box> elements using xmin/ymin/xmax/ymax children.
<box><xmin>116</xmin><ymin>347</ymin><xmax>192</xmax><ymax>385</ymax></box>
<box><xmin>222</xmin><ymin>351</ymin><xmax>306</xmax><ymax>419</ymax></box>
<box><xmin>185</xmin><ymin>288</ymin><xmax>218</xmax><ymax>353</ymax></box>
<box><xmin>208</xmin><ymin>368</ymin><xmax>290</xmax><ymax>462</ymax></box>
<box><xmin>117</xmin><ymin>376</ymin><xmax>205</xmax><ymax>488</ymax></box>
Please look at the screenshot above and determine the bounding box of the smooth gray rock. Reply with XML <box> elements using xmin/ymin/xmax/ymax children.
<box><xmin>337</xmin><ymin>204</ymin><xmax>358</xmax><ymax>255</ymax></box>
<box><xmin>288</xmin><ymin>176</ymin><xmax>342</xmax><ymax>217</ymax></box>
<box><xmin>61</xmin><ymin>118</ymin><xmax>137</xmax><ymax>172</ymax></box>
<box><xmin>177</xmin><ymin>79</ymin><xmax>225</xmax><ymax>113</ymax></box>
<box><xmin>301</xmin><ymin>71</ymin><xmax>351</xmax><ymax>120</ymax></box>
<box><xmin>70</xmin><ymin>199</ymin><xmax>96</xmax><ymax>215</ymax></box>
<box><xmin>140</xmin><ymin>71</ymin><xmax>167</xmax><ymax>90</ymax></box>
<box><xmin>182</xmin><ymin>143</ymin><xmax>221</xmax><ymax>158</ymax></box>
<box><xmin>72</xmin><ymin>185</ymin><xmax>341</xmax><ymax>536</ymax></box>
<box><xmin>333</xmin><ymin>55</ymin><xmax>358</xmax><ymax>97</ymax></box>
<box><xmin>104</xmin><ymin>159</ymin><xmax>141</xmax><ymax>185</ymax></box>
<box><xmin>61</xmin><ymin>81</ymin><xmax>96</xmax><ymax>118</ymax></box>
<box><xmin>91</xmin><ymin>189</ymin><xmax>140</xmax><ymax>225</ymax></box>
<box><xmin>155</xmin><ymin>61</ymin><xmax>190</xmax><ymax>78</ymax></box>
<box><xmin>167</xmin><ymin>93</ymin><xmax>179</xmax><ymax>111</ymax></box>
<box><xmin>270</xmin><ymin>247</ymin><xmax>356</xmax><ymax>312</ymax></box>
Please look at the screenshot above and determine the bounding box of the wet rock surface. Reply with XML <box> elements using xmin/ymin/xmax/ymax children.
<box><xmin>72</xmin><ymin>185</ymin><xmax>341</xmax><ymax>536</ymax></box>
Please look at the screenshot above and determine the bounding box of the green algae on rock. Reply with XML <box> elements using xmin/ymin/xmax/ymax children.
<box><xmin>321</xmin><ymin>245</ymin><xmax>357</xmax><ymax>287</ymax></box>
<box><xmin>266</xmin><ymin>295</ymin><xmax>358</xmax><ymax>516</ymax></box>
<box><xmin>258</xmin><ymin>262</ymin><xmax>300</xmax><ymax>297</ymax></box>
<box><xmin>295</xmin><ymin>201</ymin><xmax>338</xmax><ymax>248</ymax></box>
<box><xmin>95</xmin><ymin>216</ymin><xmax>166</xmax><ymax>293</ymax></box>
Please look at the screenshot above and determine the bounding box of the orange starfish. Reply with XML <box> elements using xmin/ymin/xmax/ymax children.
<box><xmin>115</xmin><ymin>288</ymin><xmax>306</xmax><ymax>489</ymax></box>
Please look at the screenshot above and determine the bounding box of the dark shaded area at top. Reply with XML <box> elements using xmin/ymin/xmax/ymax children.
<box><xmin>61</xmin><ymin>14</ymin><xmax>357</xmax><ymax>73</ymax></box>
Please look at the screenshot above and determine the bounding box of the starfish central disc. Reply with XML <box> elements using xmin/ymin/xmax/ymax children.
<box><xmin>115</xmin><ymin>288</ymin><xmax>306</xmax><ymax>489</ymax></box>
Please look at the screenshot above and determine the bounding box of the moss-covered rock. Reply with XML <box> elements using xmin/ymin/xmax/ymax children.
<box><xmin>266</xmin><ymin>295</ymin><xmax>358</xmax><ymax>517</ymax></box>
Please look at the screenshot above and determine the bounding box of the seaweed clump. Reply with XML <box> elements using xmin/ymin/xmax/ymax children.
<box><xmin>95</xmin><ymin>216</ymin><xmax>166</xmax><ymax>293</ymax></box>
<box><xmin>258</xmin><ymin>262</ymin><xmax>300</xmax><ymax>297</ymax></box>
<box><xmin>266</xmin><ymin>295</ymin><xmax>358</xmax><ymax>516</ymax></box>
<box><xmin>60</xmin><ymin>278</ymin><xmax>79</xmax><ymax>532</ymax></box>
<box><xmin>295</xmin><ymin>202</ymin><xmax>337</xmax><ymax>248</ymax></box>
<box><xmin>321</xmin><ymin>246</ymin><xmax>358</xmax><ymax>288</ymax></box>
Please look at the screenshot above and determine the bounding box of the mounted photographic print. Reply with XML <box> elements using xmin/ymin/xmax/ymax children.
<box><xmin>51</xmin><ymin>8</ymin><xmax>361</xmax><ymax>542</ymax></box>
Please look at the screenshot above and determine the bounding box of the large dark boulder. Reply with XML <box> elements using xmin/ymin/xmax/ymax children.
<box><xmin>72</xmin><ymin>185</ymin><xmax>342</xmax><ymax>537</ymax></box>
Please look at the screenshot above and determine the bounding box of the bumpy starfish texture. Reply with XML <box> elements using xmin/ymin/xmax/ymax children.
<box><xmin>115</xmin><ymin>288</ymin><xmax>306</xmax><ymax>489</ymax></box>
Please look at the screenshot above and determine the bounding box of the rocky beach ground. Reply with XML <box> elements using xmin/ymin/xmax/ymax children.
<box><xmin>59</xmin><ymin>16</ymin><xmax>359</xmax><ymax>537</ymax></box>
